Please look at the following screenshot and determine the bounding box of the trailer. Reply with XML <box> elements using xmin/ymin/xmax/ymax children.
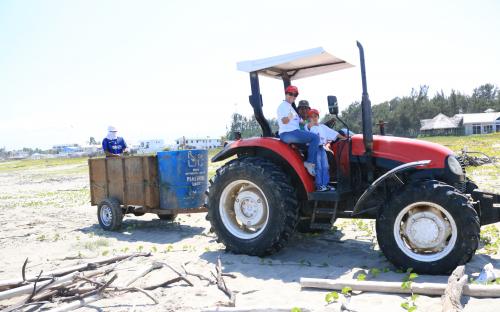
<box><xmin>88</xmin><ymin>150</ymin><xmax>208</xmax><ymax>230</ymax></box>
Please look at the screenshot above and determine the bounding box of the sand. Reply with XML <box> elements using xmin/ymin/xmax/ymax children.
<box><xmin>0</xmin><ymin>162</ymin><xmax>499</xmax><ymax>311</ymax></box>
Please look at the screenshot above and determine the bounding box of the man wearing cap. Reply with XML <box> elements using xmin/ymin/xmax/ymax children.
<box><xmin>102</xmin><ymin>126</ymin><xmax>128</xmax><ymax>157</ymax></box>
<box><xmin>297</xmin><ymin>100</ymin><xmax>310</xmax><ymax>130</ymax></box>
<box><xmin>277</xmin><ymin>86</ymin><xmax>319</xmax><ymax>176</ymax></box>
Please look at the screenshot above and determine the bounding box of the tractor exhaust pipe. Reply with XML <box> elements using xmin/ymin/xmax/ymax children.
<box><xmin>357</xmin><ymin>41</ymin><xmax>374</xmax><ymax>182</ymax></box>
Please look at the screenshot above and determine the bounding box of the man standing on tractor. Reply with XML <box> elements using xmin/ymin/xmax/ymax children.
<box><xmin>277</xmin><ymin>86</ymin><xmax>319</xmax><ymax>176</ymax></box>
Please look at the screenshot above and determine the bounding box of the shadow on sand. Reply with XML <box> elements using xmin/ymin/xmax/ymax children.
<box><xmin>77</xmin><ymin>217</ymin><xmax>206</xmax><ymax>245</ymax></box>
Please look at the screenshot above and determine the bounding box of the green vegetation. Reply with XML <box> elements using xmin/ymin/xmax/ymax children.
<box><xmin>208</xmin><ymin>147</ymin><xmax>234</xmax><ymax>178</ymax></box>
<box><xmin>401</xmin><ymin>268</ymin><xmax>418</xmax><ymax>290</ymax></box>
<box><xmin>336</xmin><ymin>83</ymin><xmax>499</xmax><ymax>137</ymax></box>
<box><xmin>81</xmin><ymin>238</ymin><xmax>110</xmax><ymax>251</ymax></box>
<box><xmin>356</xmin><ymin>273</ymin><xmax>366</xmax><ymax>281</ymax></box>
<box><xmin>0</xmin><ymin>157</ymin><xmax>88</xmax><ymax>172</ymax></box>
<box><xmin>400</xmin><ymin>269</ymin><xmax>419</xmax><ymax>311</ymax></box>
<box><xmin>421</xmin><ymin>132</ymin><xmax>500</xmax><ymax>193</ymax></box>
<box><xmin>10</xmin><ymin>188</ymin><xmax>90</xmax><ymax>209</ymax></box>
<box><xmin>420</xmin><ymin>132</ymin><xmax>500</xmax><ymax>158</ymax></box>
<box><xmin>479</xmin><ymin>225</ymin><xmax>500</xmax><ymax>255</ymax></box>
<box><xmin>325</xmin><ymin>291</ymin><xmax>339</xmax><ymax>304</ymax></box>
<box><xmin>226</xmin><ymin>113</ymin><xmax>279</xmax><ymax>139</ymax></box>
<box><xmin>401</xmin><ymin>294</ymin><xmax>419</xmax><ymax>312</ymax></box>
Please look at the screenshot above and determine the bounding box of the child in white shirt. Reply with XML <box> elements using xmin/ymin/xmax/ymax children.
<box><xmin>307</xmin><ymin>109</ymin><xmax>344</xmax><ymax>191</ymax></box>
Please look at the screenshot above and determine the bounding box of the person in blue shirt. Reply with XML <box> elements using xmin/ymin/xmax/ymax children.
<box><xmin>102</xmin><ymin>126</ymin><xmax>128</xmax><ymax>157</ymax></box>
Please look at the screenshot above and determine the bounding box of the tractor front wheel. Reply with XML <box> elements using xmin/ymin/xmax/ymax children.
<box><xmin>376</xmin><ymin>180</ymin><xmax>479</xmax><ymax>275</ymax></box>
<box><xmin>207</xmin><ymin>157</ymin><xmax>299</xmax><ymax>256</ymax></box>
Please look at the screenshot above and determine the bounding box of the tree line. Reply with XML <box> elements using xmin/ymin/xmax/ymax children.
<box><xmin>332</xmin><ymin>83</ymin><xmax>499</xmax><ymax>137</ymax></box>
<box><xmin>226</xmin><ymin>113</ymin><xmax>279</xmax><ymax>139</ymax></box>
<box><xmin>227</xmin><ymin>83</ymin><xmax>499</xmax><ymax>138</ymax></box>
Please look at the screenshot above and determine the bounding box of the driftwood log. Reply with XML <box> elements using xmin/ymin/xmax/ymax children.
<box><xmin>300</xmin><ymin>277</ymin><xmax>500</xmax><ymax>297</ymax></box>
<box><xmin>120</xmin><ymin>261</ymin><xmax>163</xmax><ymax>287</ymax></box>
<box><xmin>442</xmin><ymin>266</ymin><xmax>468</xmax><ymax>312</ymax></box>
<box><xmin>46</xmin><ymin>294</ymin><xmax>103</xmax><ymax>312</ymax></box>
<box><xmin>214</xmin><ymin>256</ymin><xmax>236</xmax><ymax>307</ymax></box>
<box><xmin>0</xmin><ymin>254</ymin><xmax>232</xmax><ymax>311</ymax></box>
<box><xmin>0</xmin><ymin>252</ymin><xmax>151</xmax><ymax>291</ymax></box>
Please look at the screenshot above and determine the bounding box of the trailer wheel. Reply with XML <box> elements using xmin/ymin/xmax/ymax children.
<box><xmin>157</xmin><ymin>213</ymin><xmax>178</xmax><ymax>221</ymax></box>
<box><xmin>376</xmin><ymin>180</ymin><xmax>479</xmax><ymax>275</ymax></box>
<box><xmin>97</xmin><ymin>198</ymin><xmax>123</xmax><ymax>231</ymax></box>
<box><xmin>207</xmin><ymin>157</ymin><xmax>299</xmax><ymax>256</ymax></box>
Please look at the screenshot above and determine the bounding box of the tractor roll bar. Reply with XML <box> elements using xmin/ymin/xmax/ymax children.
<box><xmin>249</xmin><ymin>72</ymin><xmax>273</xmax><ymax>137</ymax></box>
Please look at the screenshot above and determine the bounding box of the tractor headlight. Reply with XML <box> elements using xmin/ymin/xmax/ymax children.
<box><xmin>447</xmin><ymin>156</ymin><xmax>463</xmax><ymax>176</ymax></box>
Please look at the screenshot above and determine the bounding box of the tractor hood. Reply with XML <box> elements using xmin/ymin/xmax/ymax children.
<box><xmin>351</xmin><ymin>135</ymin><xmax>453</xmax><ymax>169</ymax></box>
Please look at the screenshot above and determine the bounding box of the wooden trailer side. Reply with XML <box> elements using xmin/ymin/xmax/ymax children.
<box><xmin>88</xmin><ymin>156</ymin><xmax>159</xmax><ymax>208</ymax></box>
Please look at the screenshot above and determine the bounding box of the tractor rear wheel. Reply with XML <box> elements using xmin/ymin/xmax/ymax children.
<box><xmin>207</xmin><ymin>157</ymin><xmax>299</xmax><ymax>256</ymax></box>
<box><xmin>376</xmin><ymin>180</ymin><xmax>479</xmax><ymax>275</ymax></box>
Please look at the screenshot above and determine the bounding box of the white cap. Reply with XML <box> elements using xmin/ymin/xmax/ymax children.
<box><xmin>107</xmin><ymin>126</ymin><xmax>117</xmax><ymax>132</ymax></box>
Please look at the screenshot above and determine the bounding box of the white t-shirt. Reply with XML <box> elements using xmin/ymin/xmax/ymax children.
<box><xmin>308</xmin><ymin>124</ymin><xmax>339</xmax><ymax>145</ymax></box>
<box><xmin>277</xmin><ymin>100</ymin><xmax>300</xmax><ymax>134</ymax></box>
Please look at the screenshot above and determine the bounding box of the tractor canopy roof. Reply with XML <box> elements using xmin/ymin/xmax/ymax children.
<box><xmin>236</xmin><ymin>47</ymin><xmax>355</xmax><ymax>80</ymax></box>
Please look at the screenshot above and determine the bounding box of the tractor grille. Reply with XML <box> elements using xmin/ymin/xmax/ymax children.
<box><xmin>454</xmin><ymin>158</ymin><xmax>467</xmax><ymax>193</ymax></box>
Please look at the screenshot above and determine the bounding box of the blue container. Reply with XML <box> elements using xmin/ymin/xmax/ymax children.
<box><xmin>157</xmin><ymin>150</ymin><xmax>208</xmax><ymax>209</ymax></box>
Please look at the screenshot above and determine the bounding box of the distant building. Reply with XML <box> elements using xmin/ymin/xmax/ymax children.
<box><xmin>81</xmin><ymin>145</ymin><xmax>102</xmax><ymax>156</ymax></box>
<box><xmin>8</xmin><ymin>152</ymin><xmax>29</xmax><ymax>160</ymax></box>
<box><xmin>456</xmin><ymin>111</ymin><xmax>500</xmax><ymax>135</ymax></box>
<box><xmin>420</xmin><ymin>110</ymin><xmax>500</xmax><ymax>136</ymax></box>
<box><xmin>137</xmin><ymin>139</ymin><xmax>165</xmax><ymax>154</ymax></box>
<box><xmin>175</xmin><ymin>137</ymin><xmax>221</xmax><ymax>150</ymax></box>
<box><xmin>52</xmin><ymin>144</ymin><xmax>82</xmax><ymax>154</ymax></box>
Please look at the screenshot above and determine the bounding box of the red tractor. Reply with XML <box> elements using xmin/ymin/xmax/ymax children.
<box><xmin>207</xmin><ymin>42</ymin><xmax>500</xmax><ymax>274</ymax></box>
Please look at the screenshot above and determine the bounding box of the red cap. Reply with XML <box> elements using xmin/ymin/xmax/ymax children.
<box><xmin>285</xmin><ymin>85</ymin><xmax>299</xmax><ymax>94</ymax></box>
<box><xmin>308</xmin><ymin>108</ymin><xmax>320</xmax><ymax>117</ymax></box>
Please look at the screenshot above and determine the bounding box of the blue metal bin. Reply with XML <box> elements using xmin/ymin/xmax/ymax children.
<box><xmin>157</xmin><ymin>150</ymin><xmax>208</xmax><ymax>209</ymax></box>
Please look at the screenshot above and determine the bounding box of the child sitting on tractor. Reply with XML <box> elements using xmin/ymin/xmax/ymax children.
<box><xmin>307</xmin><ymin>109</ymin><xmax>346</xmax><ymax>191</ymax></box>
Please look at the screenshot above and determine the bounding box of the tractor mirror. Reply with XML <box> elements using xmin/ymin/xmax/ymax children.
<box><xmin>327</xmin><ymin>96</ymin><xmax>339</xmax><ymax>115</ymax></box>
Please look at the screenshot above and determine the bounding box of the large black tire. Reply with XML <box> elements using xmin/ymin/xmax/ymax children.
<box><xmin>157</xmin><ymin>213</ymin><xmax>178</xmax><ymax>221</ymax></box>
<box><xmin>207</xmin><ymin>157</ymin><xmax>299</xmax><ymax>256</ymax></box>
<box><xmin>97</xmin><ymin>198</ymin><xmax>123</xmax><ymax>231</ymax></box>
<box><xmin>376</xmin><ymin>180</ymin><xmax>480</xmax><ymax>275</ymax></box>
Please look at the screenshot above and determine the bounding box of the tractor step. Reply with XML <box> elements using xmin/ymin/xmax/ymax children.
<box><xmin>308</xmin><ymin>189</ymin><xmax>348</xmax><ymax>202</ymax></box>
<box><xmin>309</xmin><ymin>205</ymin><xmax>338</xmax><ymax>230</ymax></box>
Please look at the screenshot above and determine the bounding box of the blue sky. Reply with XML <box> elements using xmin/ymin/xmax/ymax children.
<box><xmin>1</xmin><ymin>0</ymin><xmax>499</xmax><ymax>149</ymax></box>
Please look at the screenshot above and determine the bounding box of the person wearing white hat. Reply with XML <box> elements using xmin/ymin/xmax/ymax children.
<box><xmin>102</xmin><ymin>126</ymin><xmax>128</xmax><ymax>157</ymax></box>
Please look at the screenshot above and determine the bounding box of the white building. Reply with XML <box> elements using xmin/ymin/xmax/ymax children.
<box><xmin>137</xmin><ymin>139</ymin><xmax>165</xmax><ymax>154</ymax></box>
<box><xmin>456</xmin><ymin>111</ymin><xmax>500</xmax><ymax>135</ymax></box>
<box><xmin>420</xmin><ymin>110</ymin><xmax>500</xmax><ymax>136</ymax></box>
<box><xmin>175</xmin><ymin>137</ymin><xmax>221</xmax><ymax>149</ymax></box>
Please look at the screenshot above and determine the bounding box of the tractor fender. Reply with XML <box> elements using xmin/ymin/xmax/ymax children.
<box><xmin>351</xmin><ymin>160</ymin><xmax>431</xmax><ymax>216</ymax></box>
<box><xmin>212</xmin><ymin>137</ymin><xmax>315</xmax><ymax>194</ymax></box>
